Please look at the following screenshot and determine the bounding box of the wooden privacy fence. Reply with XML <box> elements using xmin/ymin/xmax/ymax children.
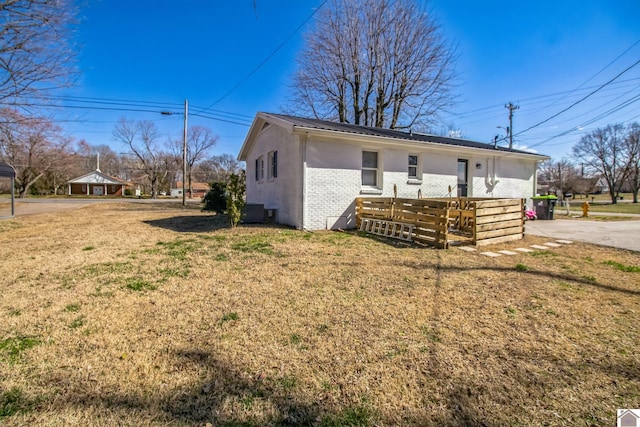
<box><xmin>356</xmin><ymin>197</ymin><xmax>524</xmax><ymax>249</ymax></box>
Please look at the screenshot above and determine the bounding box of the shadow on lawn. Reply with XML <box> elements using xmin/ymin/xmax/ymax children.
<box><xmin>143</xmin><ymin>214</ymin><xmax>231</xmax><ymax>233</ymax></box>
<box><xmin>399</xmin><ymin>260</ymin><xmax>640</xmax><ymax>297</ymax></box>
<box><xmin>34</xmin><ymin>348</ymin><xmax>373</xmax><ymax>426</ymax></box>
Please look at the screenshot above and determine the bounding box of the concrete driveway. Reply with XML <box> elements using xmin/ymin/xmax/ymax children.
<box><xmin>525</xmin><ymin>218</ymin><xmax>640</xmax><ymax>252</ymax></box>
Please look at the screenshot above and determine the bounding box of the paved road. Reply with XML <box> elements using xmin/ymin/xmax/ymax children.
<box><xmin>0</xmin><ymin>197</ymin><xmax>198</xmax><ymax>217</ymax></box>
<box><xmin>525</xmin><ymin>217</ymin><xmax>640</xmax><ymax>252</ymax></box>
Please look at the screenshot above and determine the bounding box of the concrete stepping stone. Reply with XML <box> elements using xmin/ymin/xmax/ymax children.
<box><xmin>497</xmin><ymin>250</ymin><xmax>518</xmax><ymax>255</ymax></box>
<box><xmin>515</xmin><ymin>248</ymin><xmax>534</xmax><ymax>253</ymax></box>
<box><xmin>480</xmin><ymin>251</ymin><xmax>502</xmax><ymax>257</ymax></box>
<box><xmin>556</xmin><ymin>240</ymin><xmax>573</xmax><ymax>244</ymax></box>
<box><xmin>545</xmin><ymin>242</ymin><xmax>562</xmax><ymax>247</ymax></box>
<box><xmin>458</xmin><ymin>246</ymin><xmax>477</xmax><ymax>252</ymax></box>
<box><xmin>530</xmin><ymin>245</ymin><xmax>549</xmax><ymax>250</ymax></box>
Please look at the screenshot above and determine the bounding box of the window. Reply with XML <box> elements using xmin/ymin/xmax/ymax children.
<box><xmin>362</xmin><ymin>151</ymin><xmax>378</xmax><ymax>187</ymax></box>
<box><xmin>268</xmin><ymin>150</ymin><xmax>278</xmax><ymax>179</ymax></box>
<box><xmin>255</xmin><ymin>156</ymin><xmax>264</xmax><ymax>181</ymax></box>
<box><xmin>408</xmin><ymin>155</ymin><xmax>418</xmax><ymax>179</ymax></box>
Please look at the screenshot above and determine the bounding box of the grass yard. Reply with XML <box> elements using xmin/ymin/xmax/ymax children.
<box><xmin>568</xmin><ymin>202</ymin><xmax>640</xmax><ymax>215</ymax></box>
<box><xmin>0</xmin><ymin>203</ymin><xmax>639</xmax><ymax>426</ymax></box>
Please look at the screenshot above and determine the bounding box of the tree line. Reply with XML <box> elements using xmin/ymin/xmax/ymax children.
<box><xmin>540</xmin><ymin>122</ymin><xmax>640</xmax><ymax>204</ymax></box>
<box><xmin>0</xmin><ymin>109</ymin><xmax>242</xmax><ymax>198</ymax></box>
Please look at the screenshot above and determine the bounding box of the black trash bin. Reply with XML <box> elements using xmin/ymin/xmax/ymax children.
<box><xmin>532</xmin><ymin>196</ymin><xmax>557</xmax><ymax>220</ymax></box>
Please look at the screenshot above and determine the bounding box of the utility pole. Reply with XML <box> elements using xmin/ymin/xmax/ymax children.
<box><xmin>505</xmin><ymin>102</ymin><xmax>519</xmax><ymax>149</ymax></box>
<box><xmin>160</xmin><ymin>101</ymin><xmax>188</xmax><ymax>206</ymax></box>
<box><xmin>558</xmin><ymin>162</ymin><xmax>563</xmax><ymax>201</ymax></box>
<box><xmin>182</xmin><ymin>99</ymin><xmax>188</xmax><ymax>207</ymax></box>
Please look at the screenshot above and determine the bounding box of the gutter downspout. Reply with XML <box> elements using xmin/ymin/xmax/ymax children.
<box><xmin>301</xmin><ymin>133</ymin><xmax>308</xmax><ymax>230</ymax></box>
<box><xmin>533</xmin><ymin>160</ymin><xmax>543</xmax><ymax>206</ymax></box>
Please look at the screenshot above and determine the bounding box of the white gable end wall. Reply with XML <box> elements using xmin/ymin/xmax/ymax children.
<box><xmin>245</xmin><ymin>125</ymin><xmax>302</xmax><ymax>228</ymax></box>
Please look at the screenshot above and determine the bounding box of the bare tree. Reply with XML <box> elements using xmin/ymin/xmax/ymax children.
<box><xmin>573</xmin><ymin>124</ymin><xmax>630</xmax><ymax>204</ymax></box>
<box><xmin>172</xmin><ymin>126</ymin><xmax>218</xmax><ymax>198</ymax></box>
<box><xmin>195</xmin><ymin>154</ymin><xmax>243</xmax><ymax>184</ymax></box>
<box><xmin>75</xmin><ymin>141</ymin><xmax>123</xmax><ymax>177</ymax></box>
<box><xmin>289</xmin><ymin>0</ymin><xmax>456</xmax><ymax>129</ymax></box>
<box><xmin>0</xmin><ymin>108</ymin><xmax>73</xmax><ymax>197</ymax></box>
<box><xmin>113</xmin><ymin>118</ymin><xmax>171</xmax><ymax>199</ymax></box>
<box><xmin>0</xmin><ymin>0</ymin><xmax>78</xmax><ymax>103</ymax></box>
<box><xmin>624</xmin><ymin>122</ymin><xmax>640</xmax><ymax>203</ymax></box>
<box><xmin>538</xmin><ymin>159</ymin><xmax>579</xmax><ymax>196</ymax></box>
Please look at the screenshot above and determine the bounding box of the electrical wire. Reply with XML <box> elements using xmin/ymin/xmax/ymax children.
<box><xmin>0</xmin><ymin>97</ymin><xmax>254</xmax><ymax>127</ymax></box>
<box><xmin>512</xmin><ymin>59</ymin><xmax>640</xmax><ymax>138</ymax></box>
<box><xmin>202</xmin><ymin>0</ymin><xmax>328</xmax><ymax>111</ymax></box>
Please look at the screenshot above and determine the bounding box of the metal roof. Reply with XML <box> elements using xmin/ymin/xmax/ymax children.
<box><xmin>0</xmin><ymin>162</ymin><xmax>15</xmax><ymax>178</ymax></box>
<box><xmin>265</xmin><ymin>113</ymin><xmax>540</xmax><ymax>156</ymax></box>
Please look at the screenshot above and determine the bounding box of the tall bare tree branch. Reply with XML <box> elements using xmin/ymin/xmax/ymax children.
<box><xmin>0</xmin><ymin>0</ymin><xmax>78</xmax><ymax>104</ymax></box>
<box><xmin>113</xmin><ymin>118</ymin><xmax>171</xmax><ymax>199</ymax></box>
<box><xmin>0</xmin><ymin>108</ymin><xmax>73</xmax><ymax>197</ymax></box>
<box><xmin>288</xmin><ymin>0</ymin><xmax>457</xmax><ymax>129</ymax></box>
<box><xmin>572</xmin><ymin>124</ymin><xmax>632</xmax><ymax>204</ymax></box>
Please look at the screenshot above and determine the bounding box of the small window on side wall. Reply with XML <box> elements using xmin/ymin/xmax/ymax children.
<box><xmin>362</xmin><ymin>151</ymin><xmax>378</xmax><ymax>187</ymax></box>
<box><xmin>255</xmin><ymin>156</ymin><xmax>264</xmax><ymax>181</ymax></box>
<box><xmin>408</xmin><ymin>154</ymin><xmax>418</xmax><ymax>179</ymax></box>
<box><xmin>268</xmin><ymin>150</ymin><xmax>278</xmax><ymax>179</ymax></box>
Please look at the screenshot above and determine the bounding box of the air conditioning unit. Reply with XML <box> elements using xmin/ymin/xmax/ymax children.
<box><xmin>243</xmin><ymin>204</ymin><xmax>265</xmax><ymax>223</ymax></box>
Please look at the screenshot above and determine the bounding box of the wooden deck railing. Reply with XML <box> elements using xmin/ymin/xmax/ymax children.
<box><xmin>355</xmin><ymin>197</ymin><xmax>524</xmax><ymax>248</ymax></box>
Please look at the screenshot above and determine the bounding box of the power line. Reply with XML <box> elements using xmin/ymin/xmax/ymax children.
<box><xmin>522</xmin><ymin>93</ymin><xmax>640</xmax><ymax>150</ymax></box>
<box><xmin>523</xmin><ymin>38</ymin><xmax>640</xmax><ymax>117</ymax></box>
<box><xmin>514</xmin><ymin>58</ymin><xmax>640</xmax><ymax>138</ymax></box>
<box><xmin>451</xmin><ymin>77</ymin><xmax>640</xmax><ymax>119</ymax></box>
<box><xmin>0</xmin><ymin>99</ymin><xmax>253</xmax><ymax>127</ymax></box>
<box><xmin>202</xmin><ymin>0</ymin><xmax>328</xmax><ymax>111</ymax></box>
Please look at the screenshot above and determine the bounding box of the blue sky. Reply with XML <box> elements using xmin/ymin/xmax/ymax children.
<box><xmin>58</xmin><ymin>0</ymin><xmax>640</xmax><ymax>161</ymax></box>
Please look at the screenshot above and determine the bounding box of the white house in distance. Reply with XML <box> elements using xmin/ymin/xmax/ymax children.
<box><xmin>67</xmin><ymin>169</ymin><xmax>126</xmax><ymax>196</ymax></box>
<box><xmin>238</xmin><ymin>112</ymin><xmax>549</xmax><ymax>231</ymax></box>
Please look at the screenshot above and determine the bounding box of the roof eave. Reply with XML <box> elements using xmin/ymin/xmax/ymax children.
<box><xmin>292</xmin><ymin>126</ymin><xmax>549</xmax><ymax>161</ymax></box>
<box><xmin>237</xmin><ymin>112</ymin><xmax>297</xmax><ymax>161</ymax></box>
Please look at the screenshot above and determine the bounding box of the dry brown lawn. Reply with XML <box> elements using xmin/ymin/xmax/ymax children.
<box><xmin>0</xmin><ymin>202</ymin><xmax>638</xmax><ymax>426</ymax></box>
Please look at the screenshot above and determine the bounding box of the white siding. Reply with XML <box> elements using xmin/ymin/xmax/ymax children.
<box><xmin>244</xmin><ymin>122</ymin><xmax>538</xmax><ymax>231</ymax></box>
<box><xmin>245</xmin><ymin>125</ymin><xmax>302</xmax><ymax>228</ymax></box>
<box><xmin>470</xmin><ymin>157</ymin><xmax>535</xmax><ymax>198</ymax></box>
<box><xmin>303</xmin><ymin>145</ymin><xmax>538</xmax><ymax>230</ymax></box>
<box><xmin>304</xmin><ymin>139</ymin><xmax>361</xmax><ymax>230</ymax></box>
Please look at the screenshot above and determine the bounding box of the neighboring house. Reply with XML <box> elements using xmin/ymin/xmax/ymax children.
<box><xmin>594</xmin><ymin>177</ymin><xmax>609</xmax><ymax>194</ymax></box>
<box><xmin>67</xmin><ymin>169</ymin><xmax>126</xmax><ymax>196</ymax></box>
<box><xmin>238</xmin><ymin>112</ymin><xmax>549</xmax><ymax>231</ymax></box>
<box><xmin>171</xmin><ymin>181</ymin><xmax>209</xmax><ymax>198</ymax></box>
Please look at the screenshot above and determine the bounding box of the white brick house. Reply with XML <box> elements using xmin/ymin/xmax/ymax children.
<box><xmin>238</xmin><ymin>113</ymin><xmax>549</xmax><ymax>230</ymax></box>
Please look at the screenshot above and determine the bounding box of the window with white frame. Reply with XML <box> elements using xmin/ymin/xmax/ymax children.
<box><xmin>408</xmin><ymin>154</ymin><xmax>419</xmax><ymax>179</ymax></box>
<box><xmin>362</xmin><ymin>151</ymin><xmax>378</xmax><ymax>187</ymax></box>
<box><xmin>268</xmin><ymin>150</ymin><xmax>278</xmax><ymax>179</ymax></box>
<box><xmin>255</xmin><ymin>156</ymin><xmax>264</xmax><ymax>181</ymax></box>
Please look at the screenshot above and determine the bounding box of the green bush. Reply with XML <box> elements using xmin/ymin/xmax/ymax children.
<box><xmin>202</xmin><ymin>182</ymin><xmax>227</xmax><ymax>214</ymax></box>
<box><xmin>226</xmin><ymin>172</ymin><xmax>246</xmax><ymax>227</ymax></box>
